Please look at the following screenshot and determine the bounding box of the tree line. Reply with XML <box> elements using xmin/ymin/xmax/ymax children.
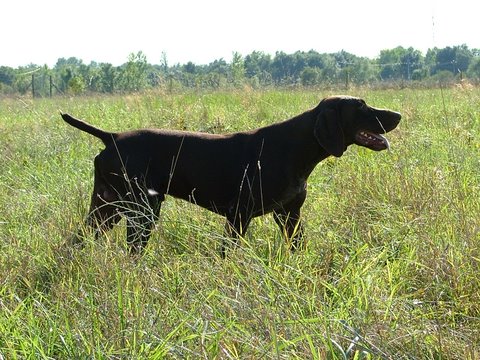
<box><xmin>1</xmin><ymin>44</ymin><xmax>479</xmax><ymax>96</ymax></box>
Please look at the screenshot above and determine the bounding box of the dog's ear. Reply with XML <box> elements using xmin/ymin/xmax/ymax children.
<box><xmin>314</xmin><ymin>109</ymin><xmax>345</xmax><ymax>157</ymax></box>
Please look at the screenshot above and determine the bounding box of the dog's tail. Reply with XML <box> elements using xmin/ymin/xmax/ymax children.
<box><xmin>61</xmin><ymin>113</ymin><xmax>117</xmax><ymax>145</ymax></box>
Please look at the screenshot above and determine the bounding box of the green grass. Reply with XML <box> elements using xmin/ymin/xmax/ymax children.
<box><xmin>1</xmin><ymin>87</ymin><xmax>479</xmax><ymax>358</ymax></box>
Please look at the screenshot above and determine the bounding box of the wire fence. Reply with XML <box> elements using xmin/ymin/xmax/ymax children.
<box><xmin>9</xmin><ymin>58</ymin><xmax>478</xmax><ymax>98</ymax></box>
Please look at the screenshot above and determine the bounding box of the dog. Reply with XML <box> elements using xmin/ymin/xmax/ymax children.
<box><xmin>61</xmin><ymin>95</ymin><xmax>401</xmax><ymax>257</ymax></box>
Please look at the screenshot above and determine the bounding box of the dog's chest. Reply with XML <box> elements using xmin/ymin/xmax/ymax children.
<box><xmin>279</xmin><ymin>178</ymin><xmax>307</xmax><ymax>203</ymax></box>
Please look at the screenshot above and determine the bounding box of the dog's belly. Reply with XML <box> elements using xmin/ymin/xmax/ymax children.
<box><xmin>166</xmin><ymin>185</ymin><xmax>233</xmax><ymax>215</ymax></box>
<box><xmin>160</xmin><ymin>166</ymin><xmax>307</xmax><ymax>218</ymax></box>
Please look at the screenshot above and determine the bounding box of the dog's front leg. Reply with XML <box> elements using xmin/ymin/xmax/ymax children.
<box><xmin>222</xmin><ymin>213</ymin><xmax>251</xmax><ymax>258</ymax></box>
<box><xmin>68</xmin><ymin>184</ymin><xmax>122</xmax><ymax>249</ymax></box>
<box><xmin>272</xmin><ymin>190</ymin><xmax>307</xmax><ymax>251</ymax></box>
<box><xmin>125</xmin><ymin>197</ymin><xmax>162</xmax><ymax>254</ymax></box>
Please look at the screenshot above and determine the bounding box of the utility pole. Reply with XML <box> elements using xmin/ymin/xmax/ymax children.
<box><xmin>407</xmin><ymin>59</ymin><xmax>411</xmax><ymax>81</ymax></box>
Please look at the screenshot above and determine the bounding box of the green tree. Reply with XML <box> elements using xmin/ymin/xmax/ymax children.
<box><xmin>305</xmin><ymin>50</ymin><xmax>325</xmax><ymax>68</ymax></box>
<box><xmin>319</xmin><ymin>54</ymin><xmax>337</xmax><ymax>83</ymax></box>
<box><xmin>244</xmin><ymin>51</ymin><xmax>272</xmax><ymax>87</ymax></box>
<box><xmin>435</xmin><ymin>45</ymin><xmax>472</xmax><ymax>74</ymax></box>
<box><xmin>350</xmin><ymin>57</ymin><xmax>377</xmax><ymax>84</ymax></box>
<box><xmin>400</xmin><ymin>47</ymin><xmax>424</xmax><ymax>80</ymax></box>
<box><xmin>272</xmin><ymin>51</ymin><xmax>295</xmax><ymax>83</ymax></box>
<box><xmin>300</xmin><ymin>67</ymin><xmax>320</xmax><ymax>86</ymax></box>
<box><xmin>98</xmin><ymin>63</ymin><xmax>116</xmax><ymax>93</ymax></box>
<box><xmin>425</xmin><ymin>48</ymin><xmax>438</xmax><ymax>75</ymax></box>
<box><xmin>207</xmin><ymin>59</ymin><xmax>228</xmax><ymax>75</ymax></box>
<box><xmin>0</xmin><ymin>66</ymin><xmax>16</xmax><ymax>94</ymax></box>
<box><xmin>377</xmin><ymin>46</ymin><xmax>424</xmax><ymax>80</ymax></box>
<box><xmin>183</xmin><ymin>61</ymin><xmax>197</xmax><ymax>74</ymax></box>
<box><xmin>68</xmin><ymin>75</ymin><xmax>86</xmax><ymax>94</ymax></box>
<box><xmin>467</xmin><ymin>57</ymin><xmax>480</xmax><ymax>79</ymax></box>
<box><xmin>230</xmin><ymin>52</ymin><xmax>245</xmax><ymax>86</ymax></box>
<box><xmin>378</xmin><ymin>47</ymin><xmax>403</xmax><ymax>80</ymax></box>
<box><xmin>54</xmin><ymin>57</ymin><xmax>84</xmax><ymax>92</ymax></box>
<box><xmin>0</xmin><ymin>66</ymin><xmax>15</xmax><ymax>86</ymax></box>
<box><xmin>244</xmin><ymin>51</ymin><xmax>271</xmax><ymax>77</ymax></box>
<box><xmin>118</xmin><ymin>51</ymin><xmax>148</xmax><ymax>91</ymax></box>
<box><xmin>12</xmin><ymin>65</ymin><xmax>38</xmax><ymax>95</ymax></box>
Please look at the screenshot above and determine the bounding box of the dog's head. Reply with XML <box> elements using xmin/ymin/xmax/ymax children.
<box><xmin>314</xmin><ymin>95</ymin><xmax>401</xmax><ymax>157</ymax></box>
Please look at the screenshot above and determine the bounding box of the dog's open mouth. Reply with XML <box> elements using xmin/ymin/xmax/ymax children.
<box><xmin>355</xmin><ymin>130</ymin><xmax>390</xmax><ymax>151</ymax></box>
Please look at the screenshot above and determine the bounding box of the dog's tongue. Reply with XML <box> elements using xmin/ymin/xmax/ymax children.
<box><xmin>357</xmin><ymin>131</ymin><xmax>390</xmax><ymax>150</ymax></box>
<box><xmin>380</xmin><ymin>134</ymin><xmax>390</xmax><ymax>150</ymax></box>
<box><xmin>372</xmin><ymin>133</ymin><xmax>390</xmax><ymax>150</ymax></box>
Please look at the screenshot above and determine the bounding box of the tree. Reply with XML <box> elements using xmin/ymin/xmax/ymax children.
<box><xmin>377</xmin><ymin>46</ymin><xmax>424</xmax><ymax>81</ymax></box>
<box><xmin>467</xmin><ymin>57</ymin><xmax>480</xmax><ymax>79</ymax></box>
<box><xmin>300</xmin><ymin>67</ymin><xmax>320</xmax><ymax>86</ymax></box>
<box><xmin>0</xmin><ymin>66</ymin><xmax>15</xmax><ymax>86</ymax></box>
<box><xmin>68</xmin><ymin>75</ymin><xmax>86</xmax><ymax>94</ymax></box>
<box><xmin>378</xmin><ymin>47</ymin><xmax>404</xmax><ymax>80</ymax></box>
<box><xmin>118</xmin><ymin>51</ymin><xmax>148</xmax><ymax>91</ymax></box>
<box><xmin>99</xmin><ymin>63</ymin><xmax>116</xmax><ymax>93</ymax></box>
<box><xmin>350</xmin><ymin>57</ymin><xmax>377</xmax><ymax>84</ymax></box>
<box><xmin>435</xmin><ymin>45</ymin><xmax>472</xmax><ymax>75</ymax></box>
<box><xmin>425</xmin><ymin>48</ymin><xmax>438</xmax><ymax>76</ymax></box>
<box><xmin>454</xmin><ymin>45</ymin><xmax>473</xmax><ymax>74</ymax></box>
<box><xmin>230</xmin><ymin>52</ymin><xmax>245</xmax><ymax>86</ymax></box>
<box><xmin>400</xmin><ymin>47</ymin><xmax>424</xmax><ymax>80</ymax></box>
<box><xmin>54</xmin><ymin>57</ymin><xmax>84</xmax><ymax>92</ymax></box>
<box><xmin>244</xmin><ymin>51</ymin><xmax>272</xmax><ymax>87</ymax></box>
<box><xmin>320</xmin><ymin>54</ymin><xmax>338</xmax><ymax>83</ymax></box>
<box><xmin>183</xmin><ymin>61</ymin><xmax>197</xmax><ymax>74</ymax></box>
<box><xmin>244</xmin><ymin>51</ymin><xmax>271</xmax><ymax>77</ymax></box>
<box><xmin>2</xmin><ymin>44</ymin><xmax>480</xmax><ymax>96</ymax></box>
<box><xmin>160</xmin><ymin>51</ymin><xmax>168</xmax><ymax>73</ymax></box>
<box><xmin>207</xmin><ymin>58</ymin><xmax>228</xmax><ymax>75</ymax></box>
<box><xmin>305</xmin><ymin>50</ymin><xmax>325</xmax><ymax>68</ymax></box>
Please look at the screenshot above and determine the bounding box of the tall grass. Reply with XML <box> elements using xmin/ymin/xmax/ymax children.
<box><xmin>0</xmin><ymin>88</ymin><xmax>479</xmax><ymax>358</ymax></box>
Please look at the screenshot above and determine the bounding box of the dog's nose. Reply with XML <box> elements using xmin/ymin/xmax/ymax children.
<box><xmin>392</xmin><ymin>111</ymin><xmax>402</xmax><ymax>124</ymax></box>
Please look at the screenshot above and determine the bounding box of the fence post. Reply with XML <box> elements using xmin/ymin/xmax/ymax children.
<box><xmin>32</xmin><ymin>74</ymin><xmax>35</xmax><ymax>98</ymax></box>
<box><xmin>50</xmin><ymin>75</ymin><xmax>53</xmax><ymax>97</ymax></box>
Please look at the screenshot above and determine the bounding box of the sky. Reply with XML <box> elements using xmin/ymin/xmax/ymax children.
<box><xmin>1</xmin><ymin>0</ymin><xmax>478</xmax><ymax>68</ymax></box>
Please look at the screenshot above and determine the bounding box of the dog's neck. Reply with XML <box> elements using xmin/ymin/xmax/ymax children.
<box><xmin>281</xmin><ymin>110</ymin><xmax>334</xmax><ymax>178</ymax></box>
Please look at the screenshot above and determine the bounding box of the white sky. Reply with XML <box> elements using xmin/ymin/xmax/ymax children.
<box><xmin>1</xmin><ymin>0</ymin><xmax>478</xmax><ymax>67</ymax></box>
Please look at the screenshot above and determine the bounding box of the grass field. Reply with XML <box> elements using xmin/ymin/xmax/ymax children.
<box><xmin>1</xmin><ymin>87</ymin><xmax>479</xmax><ymax>359</ymax></box>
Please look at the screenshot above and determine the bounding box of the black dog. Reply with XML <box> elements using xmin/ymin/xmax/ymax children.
<box><xmin>62</xmin><ymin>96</ymin><xmax>401</xmax><ymax>256</ymax></box>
